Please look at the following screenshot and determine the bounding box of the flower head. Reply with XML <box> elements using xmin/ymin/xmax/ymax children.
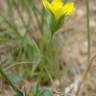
<box><xmin>42</xmin><ymin>0</ymin><xmax>74</xmax><ymax>20</ymax></box>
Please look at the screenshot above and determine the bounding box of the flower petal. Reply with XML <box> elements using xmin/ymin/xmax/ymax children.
<box><xmin>50</xmin><ymin>0</ymin><xmax>64</xmax><ymax>20</ymax></box>
<box><xmin>63</xmin><ymin>2</ymin><xmax>75</xmax><ymax>16</ymax></box>
<box><xmin>51</xmin><ymin>0</ymin><xmax>63</xmax><ymax>10</ymax></box>
<box><xmin>42</xmin><ymin>0</ymin><xmax>75</xmax><ymax>21</ymax></box>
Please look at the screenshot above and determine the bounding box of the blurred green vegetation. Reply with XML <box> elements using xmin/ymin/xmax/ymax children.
<box><xmin>0</xmin><ymin>0</ymin><xmax>91</xmax><ymax>96</ymax></box>
<box><xmin>0</xmin><ymin>1</ymin><xmax>70</xmax><ymax>95</ymax></box>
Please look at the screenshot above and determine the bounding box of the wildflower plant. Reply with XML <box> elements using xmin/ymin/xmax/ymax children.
<box><xmin>42</xmin><ymin>0</ymin><xmax>74</xmax><ymax>37</ymax></box>
<box><xmin>0</xmin><ymin>0</ymin><xmax>75</xmax><ymax>95</ymax></box>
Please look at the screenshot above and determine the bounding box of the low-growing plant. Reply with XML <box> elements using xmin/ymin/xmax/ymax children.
<box><xmin>0</xmin><ymin>0</ymin><xmax>91</xmax><ymax>96</ymax></box>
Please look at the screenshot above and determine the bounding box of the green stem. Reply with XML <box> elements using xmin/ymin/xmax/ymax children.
<box><xmin>0</xmin><ymin>66</ymin><xmax>22</xmax><ymax>94</ymax></box>
<box><xmin>75</xmin><ymin>0</ymin><xmax>91</xmax><ymax>95</ymax></box>
<box><xmin>86</xmin><ymin>0</ymin><xmax>91</xmax><ymax>63</ymax></box>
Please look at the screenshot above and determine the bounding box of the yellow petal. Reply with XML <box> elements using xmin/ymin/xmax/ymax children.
<box><xmin>42</xmin><ymin>0</ymin><xmax>75</xmax><ymax>21</ymax></box>
<box><xmin>55</xmin><ymin>9</ymin><xmax>65</xmax><ymax>20</ymax></box>
<box><xmin>49</xmin><ymin>0</ymin><xmax>64</xmax><ymax>20</ymax></box>
<box><xmin>63</xmin><ymin>2</ymin><xmax>74</xmax><ymax>16</ymax></box>
<box><xmin>51</xmin><ymin>0</ymin><xmax>63</xmax><ymax>10</ymax></box>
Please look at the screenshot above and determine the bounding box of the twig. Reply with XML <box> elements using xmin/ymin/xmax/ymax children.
<box><xmin>75</xmin><ymin>0</ymin><xmax>91</xmax><ymax>95</ymax></box>
<box><xmin>4</xmin><ymin>60</ymin><xmax>41</xmax><ymax>71</ymax></box>
<box><xmin>75</xmin><ymin>55</ymin><xmax>96</xmax><ymax>96</ymax></box>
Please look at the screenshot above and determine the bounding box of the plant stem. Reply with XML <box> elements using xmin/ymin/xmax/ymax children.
<box><xmin>0</xmin><ymin>66</ymin><xmax>22</xmax><ymax>94</ymax></box>
<box><xmin>86</xmin><ymin>0</ymin><xmax>91</xmax><ymax>63</ymax></box>
<box><xmin>75</xmin><ymin>0</ymin><xmax>91</xmax><ymax>95</ymax></box>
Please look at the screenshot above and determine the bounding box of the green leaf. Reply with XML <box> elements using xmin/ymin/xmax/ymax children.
<box><xmin>7</xmin><ymin>0</ymin><xmax>13</xmax><ymax>16</ymax></box>
<box><xmin>20</xmin><ymin>0</ymin><xmax>29</xmax><ymax>9</ymax></box>
<box><xmin>63</xmin><ymin>0</ymin><xmax>69</xmax><ymax>3</ymax></box>
<box><xmin>47</xmin><ymin>14</ymin><xmax>55</xmax><ymax>32</ymax></box>
<box><xmin>20</xmin><ymin>0</ymin><xmax>27</xmax><ymax>7</ymax></box>
<box><xmin>15</xmin><ymin>91</ymin><xmax>24</xmax><ymax>96</ymax></box>
<box><xmin>7</xmin><ymin>74</ymin><xmax>22</xmax><ymax>85</ymax></box>
<box><xmin>0</xmin><ymin>15</ymin><xmax>5</xmax><ymax>24</ymax></box>
<box><xmin>42</xmin><ymin>88</ymin><xmax>53</xmax><ymax>96</ymax></box>
<box><xmin>31</xmin><ymin>1</ymin><xmax>37</xmax><ymax>11</ymax></box>
<box><xmin>47</xmin><ymin>14</ymin><xmax>64</xmax><ymax>37</ymax></box>
<box><xmin>32</xmin><ymin>82</ymin><xmax>41</xmax><ymax>96</ymax></box>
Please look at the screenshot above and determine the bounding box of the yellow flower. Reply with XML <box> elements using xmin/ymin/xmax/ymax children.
<box><xmin>42</xmin><ymin>0</ymin><xmax>74</xmax><ymax>20</ymax></box>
